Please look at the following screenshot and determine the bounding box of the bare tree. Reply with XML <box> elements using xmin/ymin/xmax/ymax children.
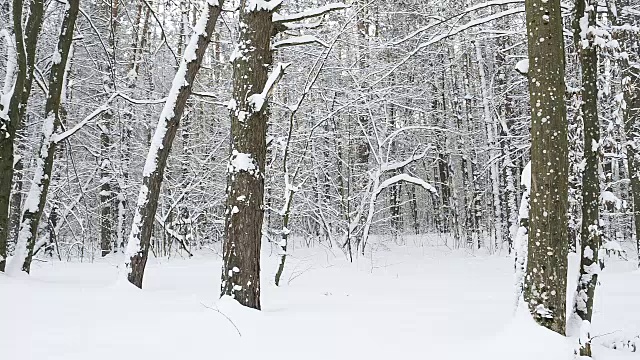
<box><xmin>124</xmin><ymin>0</ymin><xmax>225</xmax><ymax>288</ymax></box>
<box><xmin>220</xmin><ymin>0</ymin><xmax>282</xmax><ymax>310</ymax></box>
<box><xmin>0</xmin><ymin>0</ymin><xmax>45</xmax><ymax>271</ymax></box>
<box><xmin>523</xmin><ymin>0</ymin><xmax>569</xmax><ymax>335</ymax></box>
<box><xmin>613</xmin><ymin>0</ymin><xmax>640</xmax><ymax>269</ymax></box>
<box><xmin>8</xmin><ymin>0</ymin><xmax>81</xmax><ymax>273</ymax></box>
<box><xmin>569</xmin><ymin>0</ymin><xmax>601</xmax><ymax>355</ymax></box>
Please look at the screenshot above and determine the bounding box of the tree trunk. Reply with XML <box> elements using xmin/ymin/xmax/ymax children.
<box><xmin>99</xmin><ymin>0</ymin><xmax>119</xmax><ymax>256</ymax></box>
<box><xmin>523</xmin><ymin>0</ymin><xmax>569</xmax><ymax>335</ymax></box>
<box><xmin>0</xmin><ymin>0</ymin><xmax>45</xmax><ymax>272</ymax></box>
<box><xmin>100</xmin><ymin>125</ymin><xmax>113</xmax><ymax>256</ymax></box>
<box><xmin>515</xmin><ymin>162</ymin><xmax>531</xmax><ymax>306</ymax></box>
<box><xmin>475</xmin><ymin>40</ymin><xmax>503</xmax><ymax>251</ymax></box>
<box><xmin>220</xmin><ymin>0</ymin><xmax>280</xmax><ymax>310</ymax></box>
<box><xmin>124</xmin><ymin>0</ymin><xmax>225</xmax><ymax>288</ymax></box>
<box><xmin>8</xmin><ymin>139</ymin><xmax>24</xmax><ymax>250</ymax></box>
<box><xmin>570</xmin><ymin>1</ymin><xmax>601</xmax><ymax>354</ymax></box>
<box><xmin>614</xmin><ymin>0</ymin><xmax>640</xmax><ymax>268</ymax></box>
<box><xmin>8</xmin><ymin>0</ymin><xmax>79</xmax><ymax>274</ymax></box>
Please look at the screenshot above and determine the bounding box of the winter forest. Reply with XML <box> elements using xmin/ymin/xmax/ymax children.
<box><xmin>0</xmin><ymin>0</ymin><xmax>639</xmax><ymax>358</ymax></box>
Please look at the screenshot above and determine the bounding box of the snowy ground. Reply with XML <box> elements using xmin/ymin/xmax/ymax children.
<box><xmin>1</xmin><ymin>236</ymin><xmax>638</xmax><ymax>359</ymax></box>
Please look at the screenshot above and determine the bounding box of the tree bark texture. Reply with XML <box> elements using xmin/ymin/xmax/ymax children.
<box><xmin>523</xmin><ymin>0</ymin><xmax>569</xmax><ymax>335</ymax></box>
<box><xmin>220</xmin><ymin>0</ymin><xmax>278</xmax><ymax>310</ymax></box>
<box><xmin>615</xmin><ymin>0</ymin><xmax>640</xmax><ymax>268</ymax></box>
<box><xmin>125</xmin><ymin>0</ymin><xmax>225</xmax><ymax>288</ymax></box>
<box><xmin>14</xmin><ymin>0</ymin><xmax>79</xmax><ymax>274</ymax></box>
<box><xmin>0</xmin><ymin>0</ymin><xmax>45</xmax><ymax>271</ymax></box>
<box><xmin>570</xmin><ymin>1</ymin><xmax>601</xmax><ymax>355</ymax></box>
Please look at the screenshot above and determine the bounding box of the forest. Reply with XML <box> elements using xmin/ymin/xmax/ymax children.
<box><xmin>0</xmin><ymin>0</ymin><xmax>639</xmax><ymax>358</ymax></box>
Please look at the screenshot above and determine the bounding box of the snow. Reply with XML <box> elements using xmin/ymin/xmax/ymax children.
<box><xmin>245</xmin><ymin>0</ymin><xmax>283</xmax><ymax>12</ymax></box>
<box><xmin>377</xmin><ymin>7</ymin><xmax>525</xmax><ymax>86</ymax></box>
<box><xmin>376</xmin><ymin>173</ymin><xmax>437</xmax><ymax>195</ymax></box>
<box><xmin>272</xmin><ymin>35</ymin><xmax>328</xmax><ymax>49</ymax></box>
<box><xmin>228</xmin><ymin>150</ymin><xmax>257</xmax><ymax>174</ymax></box>
<box><xmin>248</xmin><ymin>62</ymin><xmax>290</xmax><ymax>112</ymax></box>
<box><xmin>601</xmin><ymin>191</ymin><xmax>623</xmax><ymax>210</ymax></box>
<box><xmin>7</xmin><ymin>111</ymin><xmax>58</xmax><ymax>273</ymax></box>
<box><xmin>515</xmin><ymin>59</ymin><xmax>529</xmax><ymax>74</ymax></box>
<box><xmin>51</xmin><ymin>50</ymin><xmax>62</xmax><ymax>65</ymax></box>
<box><xmin>602</xmin><ymin>240</ymin><xmax>624</xmax><ymax>253</ymax></box>
<box><xmin>584</xmin><ymin>245</ymin><xmax>594</xmax><ymax>260</ymax></box>
<box><xmin>141</xmin><ymin>0</ymin><xmax>213</xmax><ymax>178</ymax></box>
<box><xmin>123</xmin><ymin>184</ymin><xmax>149</xmax><ymax>264</ymax></box>
<box><xmin>0</xmin><ymin>28</ymin><xmax>16</xmax><ymax>120</ymax></box>
<box><xmin>521</xmin><ymin>161</ymin><xmax>531</xmax><ymax>191</ymax></box>
<box><xmin>272</xmin><ymin>3</ymin><xmax>348</xmax><ymax>23</ymax></box>
<box><xmin>2</xmin><ymin>239</ymin><xmax>638</xmax><ymax>359</ymax></box>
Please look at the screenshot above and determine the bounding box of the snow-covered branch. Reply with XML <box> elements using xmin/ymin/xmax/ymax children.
<box><xmin>273</xmin><ymin>35</ymin><xmax>328</xmax><ymax>49</ymax></box>
<box><xmin>375</xmin><ymin>174</ymin><xmax>437</xmax><ymax>197</ymax></box>
<box><xmin>375</xmin><ymin>7</ymin><xmax>524</xmax><ymax>86</ymax></box>
<box><xmin>246</xmin><ymin>0</ymin><xmax>284</xmax><ymax>12</ymax></box>
<box><xmin>380</xmin><ymin>147</ymin><xmax>430</xmax><ymax>173</ymax></box>
<box><xmin>248</xmin><ymin>62</ymin><xmax>290</xmax><ymax>112</ymax></box>
<box><xmin>273</xmin><ymin>2</ymin><xmax>348</xmax><ymax>23</ymax></box>
<box><xmin>53</xmin><ymin>93</ymin><xmax>119</xmax><ymax>143</ymax></box>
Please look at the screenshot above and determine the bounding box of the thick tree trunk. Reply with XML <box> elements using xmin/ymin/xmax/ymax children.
<box><xmin>523</xmin><ymin>0</ymin><xmax>569</xmax><ymax>335</ymax></box>
<box><xmin>124</xmin><ymin>0</ymin><xmax>224</xmax><ymax>288</ymax></box>
<box><xmin>220</xmin><ymin>0</ymin><xmax>279</xmax><ymax>310</ymax></box>
<box><xmin>570</xmin><ymin>1</ymin><xmax>601</xmax><ymax>354</ymax></box>
<box><xmin>8</xmin><ymin>0</ymin><xmax>79</xmax><ymax>274</ymax></box>
<box><xmin>0</xmin><ymin>0</ymin><xmax>45</xmax><ymax>272</ymax></box>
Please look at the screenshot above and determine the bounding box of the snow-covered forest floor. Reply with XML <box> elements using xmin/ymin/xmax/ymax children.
<box><xmin>2</xmin><ymin>236</ymin><xmax>638</xmax><ymax>359</ymax></box>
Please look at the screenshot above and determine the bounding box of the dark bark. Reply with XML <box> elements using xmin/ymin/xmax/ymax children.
<box><xmin>571</xmin><ymin>0</ymin><xmax>601</xmax><ymax>355</ymax></box>
<box><xmin>523</xmin><ymin>0</ymin><xmax>569</xmax><ymax>335</ymax></box>
<box><xmin>125</xmin><ymin>0</ymin><xmax>224</xmax><ymax>288</ymax></box>
<box><xmin>100</xmin><ymin>0</ymin><xmax>119</xmax><ymax>257</ymax></box>
<box><xmin>19</xmin><ymin>0</ymin><xmax>79</xmax><ymax>273</ymax></box>
<box><xmin>0</xmin><ymin>0</ymin><xmax>45</xmax><ymax>272</ymax></box>
<box><xmin>100</xmin><ymin>124</ymin><xmax>113</xmax><ymax>256</ymax></box>
<box><xmin>221</xmin><ymin>0</ymin><xmax>279</xmax><ymax>310</ymax></box>
<box><xmin>8</xmin><ymin>138</ymin><xmax>24</xmax><ymax>247</ymax></box>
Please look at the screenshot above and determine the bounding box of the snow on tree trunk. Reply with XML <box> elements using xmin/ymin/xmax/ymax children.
<box><xmin>221</xmin><ymin>0</ymin><xmax>283</xmax><ymax>309</ymax></box>
<box><xmin>568</xmin><ymin>1</ymin><xmax>601</xmax><ymax>356</ymax></box>
<box><xmin>7</xmin><ymin>0</ymin><xmax>80</xmax><ymax>274</ymax></box>
<box><xmin>613</xmin><ymin>0</ymin><xmax>640</xmax><ymax>269</ymax></box>
<box><xmin>475</xmin><ymin>40</ymin><xmax>503</xmax><ymax>252</ymax></box>
<box><xmin>100</xmin><ymin>125</ymin><xmax>113</xmax><ymax>257</ymax></box>
<box><xmin>523</xmin><ymin>0</ymin><xmax>569</xmax><ymax>335</ymax></box>
<box><xmin>99</xmin><ymin>0</ymin><xmax>120</xmax><ymax>257</ymax></box>
<box><xmin>514</xmin><ymin>161</ymin><xmax>531</xmax><ymax>307</ymax></box>
<box><xmin>124</xmin><ymin>0</ymin><xmax>225</xmax><ymax>288</ymax></box>
<box><xmin>0</xmin><ymin>0</ymin><xmax>45</xmax><ymax>272</ymax></box>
